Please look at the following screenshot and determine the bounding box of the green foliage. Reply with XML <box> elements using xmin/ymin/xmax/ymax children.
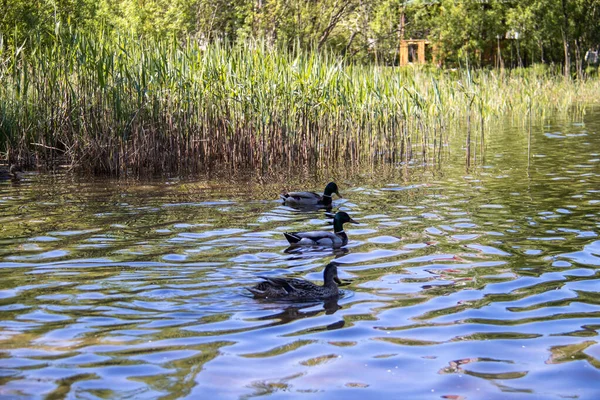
<box><xmin>94</xmin><ymin>0</ymin><xmax>197</xmax><ymax>37</ymax></box>
<box><xmin>0</xmin><ymin>0</ymin><xmax>96</xmax><ymax>40</ymax></box>
<box><xmin>1</xmin><ymin>0</ymin><xmax>600</xmax><ymax>70</ymax></box>
<box><xmin>585</xmin><ymin>66</ymin><xmax>598</xmax><ymax>77</ymax></box>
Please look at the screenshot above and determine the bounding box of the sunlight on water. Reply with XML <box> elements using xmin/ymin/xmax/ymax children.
<box><xmin>1</xmin><ymin>113</ymin><xmax>600</xmax><ymax>399</ymax></box>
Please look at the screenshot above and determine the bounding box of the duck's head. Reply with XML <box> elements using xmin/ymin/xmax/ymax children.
<box><xmin>323</xmin><ymin>263</ymin><xmax>342</xmax><ymax>285</ymax></box>
<box><xmin>334</xmin><ymin>211</ymin><xmax>357</xmax><ymax>225</ymax></box>
<box><xmin>332</xmin><ymin>211</ymin><xmax>358</xmax><ymax>233</ymax></box>
<box><xmin>324</xmin><ymin>182</ymin><xmax>342</xmax><ymax>198</ymax></box>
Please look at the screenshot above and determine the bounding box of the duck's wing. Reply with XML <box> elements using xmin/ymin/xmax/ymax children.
<box><xmin>262</xmin><ymin>277</ymin><xmax>322</xmax><ymax>296</ymax></box>
<box><xmin>246</xmin><ymin>279</ymin><xmax>292</xmax><ymax>298</ymax></box>
<box><xmin>284</xmin><ymin>278</ymin><xmax>320</xmax><ymax>291</ymax></box>
<box><xmin>257</xmin><ymin>276</ymin><xmax>296</xmax><ymax>293</ymax></box>
<box><xmin>284</xmin><ymin>231</ymin><xmax>341</xmax><ymax>246</ymax></box>
<box><xmin>280</xmin><ymin>191</ymin><xmax>321</xmax><ymax>204</ymax></box>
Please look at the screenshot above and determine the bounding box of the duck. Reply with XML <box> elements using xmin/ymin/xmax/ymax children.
<box><xmin>280</xmin><ymin>182</ymin><xmax>342</xmax><ymax>207</ymax></box>
<box><xmin>246</xmin><ymin>262</ymin><xmax>341</xmax><ymax>300</ymax></box>
<box><xmin>0</xmin><ymin>165</ymin><xmax>23</xmax><ymax>181</ymax></box>
<box><xmin>284</xmin><ymin>211</ymin><xmax>358</xmax><ymax>248</ymax></box>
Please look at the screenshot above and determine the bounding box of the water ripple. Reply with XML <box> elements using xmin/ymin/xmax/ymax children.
<box><xmin>1</xmin><ymin>116</ymin><xmax>600</xmax><ymax>398</ymax></box>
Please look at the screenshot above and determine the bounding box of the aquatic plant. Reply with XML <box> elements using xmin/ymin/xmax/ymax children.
<box><xmin>1</xmin><ymin>28</ymin><xmax>599</xmax><ymax>175</ymax></box>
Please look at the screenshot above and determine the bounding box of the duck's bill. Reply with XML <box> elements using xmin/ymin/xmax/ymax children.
<box><xmin>336</xmin><ymin>191</ymin><xmax>343</xmax><ymax>198</ymax></box>
<box><xmin>349</xmin><ymin>217</ymin><xmax>358</xmax><ymax>224</ymax></box>
<box><xmin>334</xmin><ymin>276</ymin><xmax>342</xmax><ymax>285</ymax></box>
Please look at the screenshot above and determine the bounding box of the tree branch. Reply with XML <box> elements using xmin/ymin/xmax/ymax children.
<box><xmin>318</xmin><ymin>0</ymin><xmax>356</xmax><ymax>50</ymax></box>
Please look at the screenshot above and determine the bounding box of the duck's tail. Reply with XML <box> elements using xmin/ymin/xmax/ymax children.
<box><xmin>284</xmin><ymin>232</ymin><xmax>301</xmax><ymax>244</ymax></box>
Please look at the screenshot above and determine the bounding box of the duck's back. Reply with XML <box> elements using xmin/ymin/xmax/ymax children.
<box><xmin>281</xmin><ymin>191</ymin><xmax>321</xmax><ymax>205</ymax></box>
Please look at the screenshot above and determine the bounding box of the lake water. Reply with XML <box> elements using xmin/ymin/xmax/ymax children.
<box><xmin>1</xmin><ymin>112</ymin><xmax>600</xmax><ymax>399</ymax></box>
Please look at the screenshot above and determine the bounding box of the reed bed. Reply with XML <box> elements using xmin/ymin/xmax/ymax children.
<box><xmin>1</xmin><ymin>29</ymin><xmax>599</xmax><ymax>175</ymax></box>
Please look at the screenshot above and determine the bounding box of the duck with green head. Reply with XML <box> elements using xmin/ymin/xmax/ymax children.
<box><xmin>246</xmin><ymin>262</ymin><xmax>341</xmax><ymax>300</ymax></box>
<box><xmin>284</xmin><ymin>211</ymin><xmax>358</xmax><ymax>248</ymax></box>
<box><xmin>280</xmin><ymin>182</ymin><xmax>342</xmax><ymax>207</ymax></box>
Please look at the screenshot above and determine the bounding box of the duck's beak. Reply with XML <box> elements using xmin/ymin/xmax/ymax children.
<box><xmin>349</xmin><ymin>217</ymin><xmax>358</xmax><ymax>224</ymax></box>
<box><xmin>336</xmin><ymin>191</ymin><xmax>343</xmax><ymax>198</ymax></box>
<box><xmin>334</xmin><ymin>276</ymin><xmax>342</xmax><ymax>285</ymax></box>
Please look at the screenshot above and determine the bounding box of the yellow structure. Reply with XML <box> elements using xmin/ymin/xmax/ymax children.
<box><xmin>399</xmin><ymin>39</ymin><xmax>431</xmax><ymax>66</ymax></box>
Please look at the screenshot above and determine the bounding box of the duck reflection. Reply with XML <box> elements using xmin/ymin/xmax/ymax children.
<box><xmin>284</xmin><ymin>246</ymin><xmax>349</xmax><ymax>258</ymax></box>
<box><xmin>282</xmin><ymin>203</ymin><xmax>333</xmax><ymax>212</ymax></box>
<box><xmin>254</xmin><ymin>297</ymin><xmax>343</xmax><ymax>327</ymax></box>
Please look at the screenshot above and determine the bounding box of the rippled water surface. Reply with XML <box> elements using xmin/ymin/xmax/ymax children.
<box><xmin>2</xmin><ymin>113</ymin><xmax>600</xmax><ymax>399</ymax></box>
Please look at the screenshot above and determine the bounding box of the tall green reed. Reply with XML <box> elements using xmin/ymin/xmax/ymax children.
<box><xmin>1</xmin><ymin>27</ymin><xmax>599</xmax><ymax>175</ymax></box>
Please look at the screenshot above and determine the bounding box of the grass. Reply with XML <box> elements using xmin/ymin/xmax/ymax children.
<box><xmin>1</xmin><ymin>27</ymin><xmax>599</xmax><ymax>175</ymax></box>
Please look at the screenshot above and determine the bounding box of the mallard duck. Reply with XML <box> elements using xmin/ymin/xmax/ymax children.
<box><xmin>0</xmin><ymin>165</ymin><xmax>23</xmax><ymax>181</ymax></box>
<box><xmin>284</xmin><ymin>211</ymin><xmax>358</xmax><ymax>248</ymax></box>
<box><xmin>246</xmin><ymin>262</ymin><xmax>341</xmax><ymax>300</ymax></box>
<box><xmin>280</xmin><ymin>182</ymin><xmax>342</xmax><ymax>207</ymax></box>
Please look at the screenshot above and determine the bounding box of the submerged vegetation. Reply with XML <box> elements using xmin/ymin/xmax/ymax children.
<box><xmin>1</xmin><ymin>29</ymin><xmax>600</xmax><ymax>175</ymax></box>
